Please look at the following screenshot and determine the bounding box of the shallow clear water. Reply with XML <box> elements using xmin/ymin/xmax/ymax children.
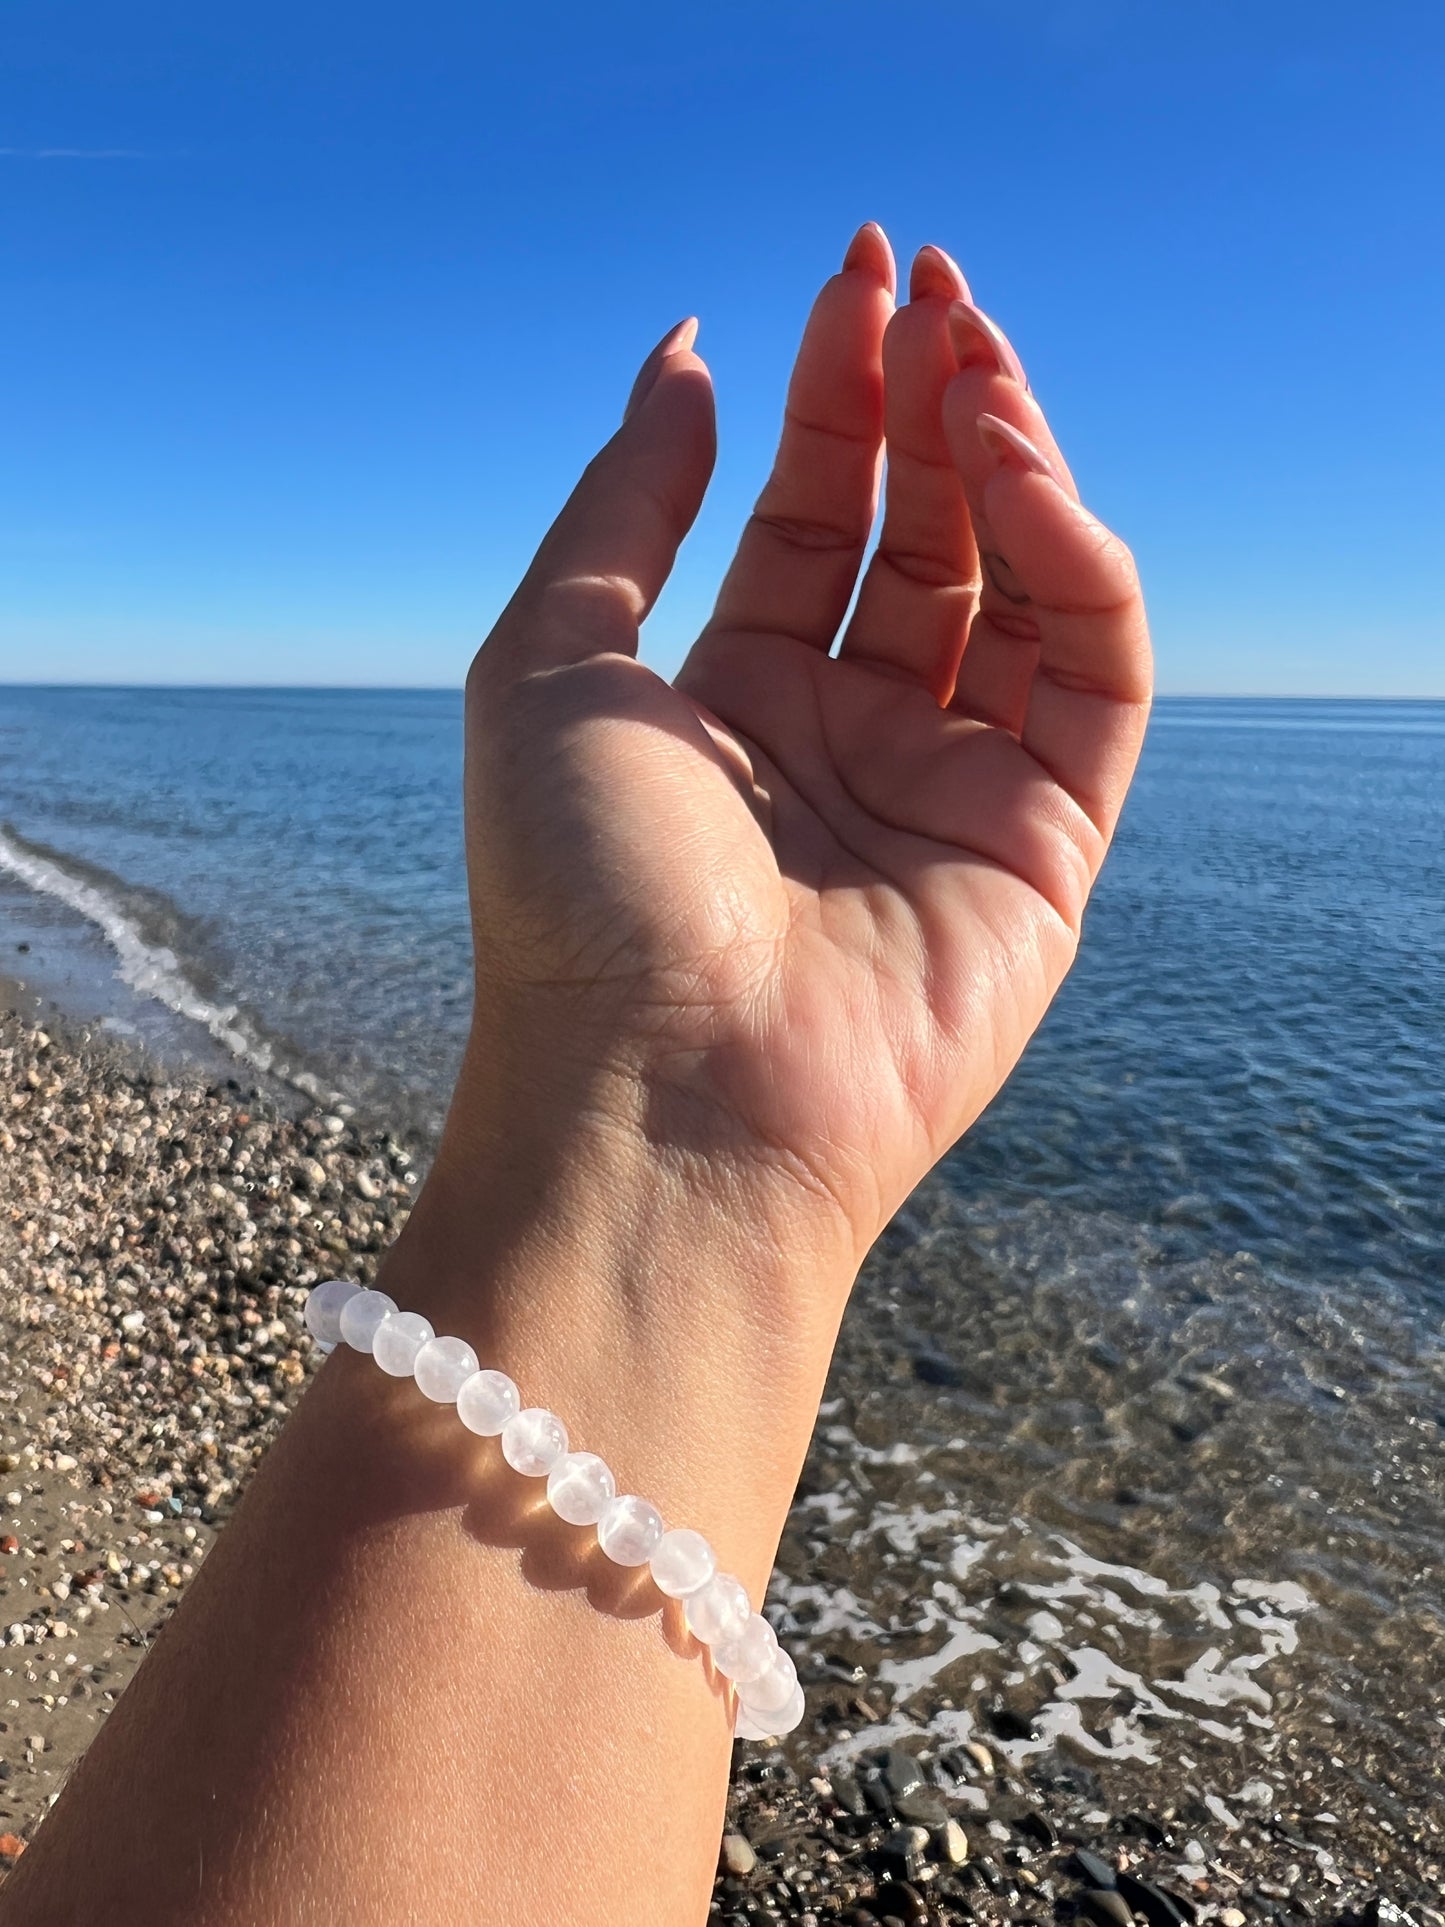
<box><xmin>3</xmin><ymin>685</ymin><xmax>1443</xmax><ymax>1800</ymax></box>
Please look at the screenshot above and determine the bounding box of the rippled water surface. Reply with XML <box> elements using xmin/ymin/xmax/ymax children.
<box><xmin>2</xmin><ymin>686</ymin><xmax>1443</xmax><ymax>1803</ymax></box>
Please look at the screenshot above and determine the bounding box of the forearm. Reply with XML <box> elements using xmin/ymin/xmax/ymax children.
<box><xmin>3</xmin><ymin>1095</ymin><xmax>854</xmax><ymax>1927</ymax></box>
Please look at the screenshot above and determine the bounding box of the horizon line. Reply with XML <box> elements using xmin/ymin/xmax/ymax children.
<box><xmin>1</xmin><ymin>682</ymin><xmax>1443</xmax><ymax>703</ymax></box>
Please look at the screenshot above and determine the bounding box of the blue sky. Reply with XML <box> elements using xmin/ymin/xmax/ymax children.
<box><xmin>2</xmin><ymin>1</ymin><xmax>1441</xmax><ymax>695</ymax></box>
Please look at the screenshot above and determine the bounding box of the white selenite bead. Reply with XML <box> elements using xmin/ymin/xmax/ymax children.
<box><xmin>546</xmin><ymin>1452</ymin><xmax>616</xmax><ymax>1526</ymax></box>
<box><xmin>649</xmin><ymin>1528</ymin><xmax>716</xmax><ymax>1599</ymax></box>
<box><xmin>733</xmin><ymin>1702</ymin><xmax>775</xmax><ymax>1742</ymax></box>
<box><xmin>501</xmin><ymin>1407</ymin><xmax>569</xmax><ymax>1476</ymax></box>
<box><xmin>412</xmin><ymin>1335</ymin><xmax>480</xmax><ymax>1403</ymax></box>
<box><xmin>683</xmin><ymin>1571</ymin><xmax>750</xmax><ymax>1647</ymax></box>
<box><xmin>338</xmin><ymin>1287</ymin><xmax>397</xmax><ymax>1354</ymax></box>
<box><xmin>596</xmin><ymin>1494</ymin><xmax>664</xmax><ymax>1566</ymax></box>
<box><xmin>371</xmin><ymin>1310</ymin><xmax>435</xmax><ymax>1377</ymax></box>
<box><xmin>305</xmin><ymin>1279</ymin><xmax>359</xmax><ymax>1348</ymax></box>
<box><xmin>737</xmin><ymin>1679</ymin><xmax>805</xmax><ymax>1740</ymax></box>
<box><xmin>737</xmin><ymin>1647</ymin><xmax>798</xmax><ymax>1717</ymax></box>
<box><xmin>457</xmin><ymin>1369</ymin><xmax>520</xmax><ymax>1438</ymax></box>
<box><xmin>767</xmin><ymin>1680</ymin><xmax>806</xmax><ymax>1735</ymax></box>
<box><xmin>712</xmin><ymin>1612</ymin><xmax>779</xmax><ymax>1684</ymax></box>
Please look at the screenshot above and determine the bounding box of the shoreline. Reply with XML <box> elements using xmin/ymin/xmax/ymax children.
<box><xmin>0</xmin><ymin>999</ymin><xmax>1440</xmax><ymax>1919</ymax></box>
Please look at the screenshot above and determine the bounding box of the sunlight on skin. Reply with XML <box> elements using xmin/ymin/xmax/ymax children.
<box><xmin>6</xmin><ymin>223</ymin><xmax>1150</xmax><ymax>1927</ymax></box>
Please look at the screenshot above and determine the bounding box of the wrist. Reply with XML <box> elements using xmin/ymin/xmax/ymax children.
<box><xmin>371</xmin><ymin>1076</ymin><xmax>858</xmax><ymax>1593</ymax></box>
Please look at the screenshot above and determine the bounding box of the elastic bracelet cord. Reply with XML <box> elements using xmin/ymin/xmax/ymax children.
<box><xmin>304</xmin><ymin>1280</ymin><xmax>804</xmax><ymax>1741</ymax></box>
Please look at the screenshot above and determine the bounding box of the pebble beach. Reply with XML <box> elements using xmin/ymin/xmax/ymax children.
<box><xmin>2</xmin><ymin>997</ymin><xmax>1440</xmax><ymax>1925</ymax></box>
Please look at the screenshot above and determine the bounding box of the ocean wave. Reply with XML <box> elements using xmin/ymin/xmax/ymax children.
<box><xmin>0</xmin><ymin>823</ymin><xmax>344</xmax><ymax>1108</ymax></box>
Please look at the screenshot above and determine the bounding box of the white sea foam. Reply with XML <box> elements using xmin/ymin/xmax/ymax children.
<box><xmin>0</xmin><ymin>825</ymin><xmax>341</xmax><ymax>1106</ymax></box>
<box><xmin>780</xmin><ymin>1419</ymin><xmax>1319</xmax><ymax>1772</ymax></box>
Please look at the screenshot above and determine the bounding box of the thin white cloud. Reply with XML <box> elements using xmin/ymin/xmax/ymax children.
<box><xmin>0</xmin><ymin>147</ymin><xmax>143</xmax><ymax>159</ymax></box>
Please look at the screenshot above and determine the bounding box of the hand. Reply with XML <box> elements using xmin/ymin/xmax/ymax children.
<box><xmin>425</xmin><ymin>224</ymin><xmax>1149</xmax><ymax>1351</ymax></box>
<box><xmin>0</xmin><ymin>229</ymin><xmax>1150</xmax><ymax>1927</ymax></box>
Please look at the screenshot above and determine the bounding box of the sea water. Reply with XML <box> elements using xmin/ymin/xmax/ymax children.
<box><xmin>2</xmin><ymin>685</ymin><xmax>1442</xmax><ymax>1800</ymax></box>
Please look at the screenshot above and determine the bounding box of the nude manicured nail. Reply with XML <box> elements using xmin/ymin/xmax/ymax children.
<box><xmin>624</xmin><ymin>317</ymin><xmax>699</xmax><ymax>421</ymax></box>
<box><xmin>843</xmin><ymin>221</ymin><xmax>897</xmax><ymax>294</ymax></box>
<box><xmin>948</xmin><ymin>303</ymin><xmax>1027</xmax><ymax>386</ymax></box>
<box><xmin>910</xmin><ymin>244</ymin><xmax>970</xmax><ymax>303</ymax></box>
<box><xmin>976</xmin><ymin>412</ymin><xmax>1060</xmax><ymax>481</ymax></box>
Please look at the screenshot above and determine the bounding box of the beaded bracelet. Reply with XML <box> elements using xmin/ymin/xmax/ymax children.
<box><xmin>304</xmin><ymin>1279</ymin><xmax>804</xmax><ymax>1741</ymax></box>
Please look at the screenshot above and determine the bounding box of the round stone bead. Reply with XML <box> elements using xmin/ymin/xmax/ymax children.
<box><xmin>304</xmin><ymin>1279</ymin><xmax>359</xmax><ymax>1348</ymax></box>
<box><xmin>767</xmin><ymin>1679</ymin><xmax>806</xmax><ymax>1735</ymax></box>
<box><xmin>712</xmin><ymin>1611</ymin><xmax>779</xmax><ymax>1685</ymax></box>
<box><xmin>737</xmin><ymin>1679</ymin><xmax>805</xmax><ymax>1739</ymax></box>
<box><xmin>684</xmin><ymin>1571</ymin><xmax>751</xmax><ymax>1647</ymax></box>
<box><xmin>412</xmin><ymin>1335</ymin><xmax>479</xmax><ymax>1404</ymax></box>
<box><xmin>546</xmin><ymin>1452</ymin><xmax>616</xmax><ymax>1526</ymax></box>
<box><xmin>457</xmin><ymin>1369</ymin><xmax>520</xmax><ymax>1438</ymax></box>
<box><xmin>501</xmin><ymin>1407</ymin><xmax>569</xmax><ymax>1477</ymax></box>
<box><xmin>596</xmin><ymin>1494</ymin><xmax>664</xmax><ymax>1567</ymax></box>
<box><xmin>733</xmin><ymin>1702</ymin><xmax>774</xmax><ymax>1743</ymax></box>
<box><xmin>649</xmin><ymin>1528</ymin><xmax>716</xmax><ymax>1600</ymax></box>
<box><xmin>338</xmin><ymin>1287</ymin><xmax>397</xmax><ymax>1354</ymax></box>
<box><xmin>737</xmin><ymin>1647</ymin><xmax>798</xmax><ymax>1717</ymax></box>
<box><xmin>371</xmin><ymin>1310</ymin><xmax>435</xmax><ymax>1377</ymax></box>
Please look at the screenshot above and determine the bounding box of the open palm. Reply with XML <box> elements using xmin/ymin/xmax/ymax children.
<box><xmin>462</xmin><ymin>225</ymin><xmax>1150</xmax><ymax>1268</ymax></box>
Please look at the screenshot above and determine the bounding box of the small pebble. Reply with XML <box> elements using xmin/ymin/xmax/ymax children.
<box><xmin>936</xmin><ymin>1818</ymin><xmax>969</xmax><ymax>1865</ymax></box>
<box><xmin>720</xmin><ymin>1832</ymin><xmax>757</xmax><ymax>1877</ymax></box>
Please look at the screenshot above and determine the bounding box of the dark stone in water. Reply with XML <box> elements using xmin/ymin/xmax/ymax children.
<box><xmin>894</xmin><ymin>1783</ymin><xmax>948</xmax><ymax>1828</ymax></box>
<box><xmin>1018</xmin><ymin>1809</ymin><xmax>1058</xmax><ymax>1848</ymax></box>
<box><xmin>1117</xmin><ymin>1874</ymin><xmax>1192</xmax><ymax>1927</ymax></box>
<box><xmin>987</xmin><ymin>1702</ymin><xmax>1038</xmax><ymax>1742</ymax></box>
<box><xmin>863</xmin><ymin>1770</ymin><xmax>895</xmax><ymax>1816</ymax></box>
<box><xmin>1122</xmin><ymin>1813</ymin><xmax>1173</xmax><ymax>1848</ymax></box>
<box><xmin>821</xmin><ymin>1652</ymin><xmax>868</xmax><ymax>1684</ymax></box>
<box><xmin>873</xmin><ymin>1877</ymin><xmax>929</xmax><ymax>1923</ymax></box>
<box><xmin>882</xmin><ymin>1747</ymin><xmax>926</xmax><ymax>1797</ymax></box>
<box><xmin>1083</xmin><ymin>1892</ymin><xmax>1137</xmax><ymax>1927</ymax></box>
<box><xmin>1072</xmin><ymin>1849</ymin><xmax>1119</xmax><ymax>1890</ymax></box>
<box><xmin>831</xmin><ymin>1769</ymin><xmax>868</xmax><ymax>1818</ymax></box>
<box><xmin>875</xmin><ymin>1829</ymin><xmax>925</xmax><ymax>1884</ymax></box>
<box><xmin>912</xmin><ymin>1349</ymin><xmax>965</xmax><ymax>1387</ymax></box>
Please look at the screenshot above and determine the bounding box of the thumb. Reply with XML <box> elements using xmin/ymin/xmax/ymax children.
<box><xmin>478</xmin><ymin>320</ymin><xmax>717</xmax><ymax>676</ymax></box>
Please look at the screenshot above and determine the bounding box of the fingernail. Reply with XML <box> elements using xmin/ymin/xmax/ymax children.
<box><xmin>842</xmin><ymin>221</ymin><xmax>897</xmax><ymax>294</ymax></box>
<box><xmin>948</xmin><ymin>302</ymin><xmax>1028</xmax><ymax>386</ymax></box>
<box><xmin>624</xmin><ymin>317</ymin><xmax>699</xmax><ymax>422</ymax></box>
<box><xmin>976</xmin><ymin>412</ymin><xmax>1059</xmax><ymax>481</ymax></box>
<box><xmin>909</xmin><ymin>244</ymin><xmax>970</xmax><ymax>303</ymax></box>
